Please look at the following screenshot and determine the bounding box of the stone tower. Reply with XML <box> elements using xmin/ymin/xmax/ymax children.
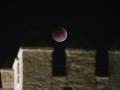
<box><xmin>1</xmin><ymin>47</ymin><xmax>120</xmax><ymax>90</ymax></box>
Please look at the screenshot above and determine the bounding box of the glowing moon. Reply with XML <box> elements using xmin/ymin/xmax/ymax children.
<box><xmin>52</xmin><ymin>27</ymin><xmax>68</xmax><ymax>42</ymax></box>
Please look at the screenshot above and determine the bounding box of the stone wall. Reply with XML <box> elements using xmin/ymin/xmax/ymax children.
<box><xmin>23</xmin><ymin>48</ymin><xmax>120</xmax><ymax>90</ymax></box>
<box><xmin>22</xmin><ymin>48</ymin><xmax>95</xmax><ymax>90</ymax></box>
<box><xmin>2</xmin><ymin>48</ymin><xmax>120</xmax><ymax>90</ymax></box>
<box><xmin>0</xmin><ymin>69</ymin><xmax>14</xmax><ymax>90</ymax></box>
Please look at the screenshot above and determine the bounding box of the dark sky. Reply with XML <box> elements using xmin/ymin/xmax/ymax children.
<box><xmin>1</xmin><ymin>1</ymin><xmax>120</xmax><ymax>49</ymax></box>
<box><xmin>0</xmin><ymin>1</ymin><xmax>120</xmax><ymax>68</ymax></box>
<box><xmin>23</xmin><ymin>14</ymin><xmax>119</xmax><ymax>49</ymax></box>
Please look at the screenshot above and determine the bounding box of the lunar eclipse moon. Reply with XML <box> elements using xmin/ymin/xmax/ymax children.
<box><xmin>52</xmin><ymin>27</ymin><xmax>68</xmax><ymax>42</ymax></box>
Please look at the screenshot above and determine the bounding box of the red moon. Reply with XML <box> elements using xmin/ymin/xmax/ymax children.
<box><xmin>52</xmin><ymin>27</ymin><xmax>68</xmax><ymax>42</ymax></box>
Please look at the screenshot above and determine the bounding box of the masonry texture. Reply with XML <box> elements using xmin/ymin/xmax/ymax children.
<box><xmin>21</xmin><ymin>48</ymin><xmax>120</xmax><ymax>90</ymax></box>
<box><xmin>0</xmin><ymin>69</ymin><xmax>14</xmax><ymax>90</ymax></box>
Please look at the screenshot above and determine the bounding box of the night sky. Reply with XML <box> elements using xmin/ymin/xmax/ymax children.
<box><xmin>0</xmin><ymin>1</ymin><xmax>120</xmax><ymax>68</ymax></box>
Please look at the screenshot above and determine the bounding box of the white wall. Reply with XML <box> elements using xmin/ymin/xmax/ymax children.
<box><xmin>13</xmin><ymin>48</ymin><xmax>23</xmax><ymax>90</ymax></box>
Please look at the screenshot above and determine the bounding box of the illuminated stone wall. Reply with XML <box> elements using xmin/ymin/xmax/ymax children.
<box><xmin>22</xmin><ymin>48</ymin><xmax>96</xmax><ymax>90</ymax></box>
<box><xmin>0</xmin><ymin>69</ymin><xmax>14</xmax><ymax>90</ymax></box>
<box><xmin>1</xmin><ymin>48</ymin><xmax>120</xmax><ymax>90</ymax></box>
<box><xmin>22</xmin><ymin>48</ymin><xmax>120</xmax><ymax>90</ymax></box>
